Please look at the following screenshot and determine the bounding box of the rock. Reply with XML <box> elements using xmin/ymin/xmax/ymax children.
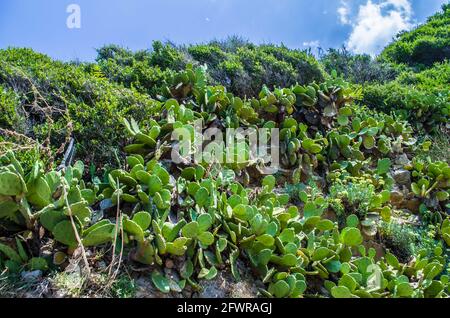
<box><xmin>135</xmin><ymin>277</ymin><xmax>169</xmax><ymax>298</ymax></box>
<box><xmin>97</xmin><ymin>261</ymin><xmax>106</xmax><ymax>270</ymax></box>
<box><xmin>403</xmin><ymin>198</ymin><xmax>421</xmax><ymax>214</ymax></box>
<box><xmin>390</xmin><ymin>190</ymin><xmax>404</xmax><ymax>206</ymax></box>
<box><xmin>363</xmin><ymin>241</ymin><xmax>385</xmax><ymax>260</ymax></box>
<box><xmin>165</xmin><ymin>259</ymin><xmax>174</xmax><ymax>269</ymax></box>
<box><xmin>392</xmin><ymin>169</ymin><xmax>411</xmax><ymax>186</ymax></box>
<box><xmin>323</xmin><ymin>209</ymin><xmax>337</xmax><ymax>222</ymax></box>
<box><xmin>424</xmin><ymin>197</ymin><xmax>440</xmax><ymax>209</ymax></box>
<box><xmin>21</xmin><ymin>270</ymin><xmax>42</xmax><ymax>282</ymax></box>
<box><xmin>362</xmin><ymin>225</ymin><xmax>377</xmax><ymax>240</ymax></box>
<box><xmin>198</xmin><ymin>259</ymin><xmax>261</xmax><ymax>298</ymax></box>
<box><xmin>395</xmin><ymin>154</ymin><xmax>411</xmax><ymax>167</ymax></box>
<box><xmin>199</xmin><ymin>271</ymin><xmax>229</xmax><ymax>298</ymax></box>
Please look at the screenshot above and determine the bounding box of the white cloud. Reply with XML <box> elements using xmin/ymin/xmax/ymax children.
<box><xmin>386</xmin><ymin>0</ymin><xmax>412</xmax><ymax>15</ymax></box>
<box><xmin>338</xmin><ymin>0</ymin><xmax>351</xmax><ymax>25</ymax></box>
<box><xmin>303</xmin><ymin>40</ymin><xmax>320</xmax><ymax>48</ymax></box>
<box><xmin>346</xmin><ymin>0</ymin><xmax>413</xmax><ymax>55</ymax></box>
<box><xmin>303</xmin><ymin>41</ymin><xmax>321</xmax><ymax>55</ymax></box>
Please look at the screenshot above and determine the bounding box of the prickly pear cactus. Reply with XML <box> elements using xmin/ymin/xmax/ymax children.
<box><xmin>52</xmin><ymin>220</ymin><xmax>80</xmax><ymax>248</ymax></box>
<box><xmin>0</xmin><ymin>171</ymin><xmax>25</xmax><ymax>196</ymax></box>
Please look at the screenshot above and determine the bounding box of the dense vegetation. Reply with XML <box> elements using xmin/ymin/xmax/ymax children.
<box><xmin>380</xmin><ymin>3</ymin><xmax>450</xmax><ymax>68</ymax></box>
<box><xmin>0</xmin><ymin>5</ymin><xmax>448</xmax><ymax>298</ymax></box>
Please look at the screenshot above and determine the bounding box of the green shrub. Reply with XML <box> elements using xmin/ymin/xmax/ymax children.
<box><xmin>380</xmin><ymin>4</ymin><xmax>450</xmax><ymax>68</ymax></box>
<box><xmin>361</xmin><ymin>81</ymin><xmax>449</xmax><ymax>131</ymax></box>
<box><xmin>0</xmin><ymin>86</ymin><xmax>20</xmax><ymax>129</ymax></box>
<box><xmin>320</xmin><ymin>48</ymin><xmax>398</xmax><ymax>83</ymax></box>
<box><xmin>0</xmin><ymin>48</ymin><xmax>160</xmax><ymax>166</ymax></box>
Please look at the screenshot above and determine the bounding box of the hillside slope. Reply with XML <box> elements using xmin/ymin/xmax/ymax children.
<box><xmin>0</xmin><ymin>6</ymin><xmax>449</xmax><ymax>299</ymax></box>
<box><xmin>380</xmin><ymin>3</ymin><xmax>450</xmax><ymax>68</ymax></box>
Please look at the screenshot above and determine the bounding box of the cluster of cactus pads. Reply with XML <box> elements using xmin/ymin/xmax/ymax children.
<box><xmin>0</xmin><ymin>65</ymin><xmax>449</xmax><ymax>298</ymax></box>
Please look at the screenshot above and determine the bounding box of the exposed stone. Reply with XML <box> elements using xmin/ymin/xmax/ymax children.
<box><xmin>390</xmin><ymin>190</ymin><xmax>404</xmax><ymax>206</ymax></box>
<box><xmin>323</xmin><ymin>209</ymin><xmax>337</xmax><ymax>222</ymax></box>
<box><xmin>96</xmin><ymin>261</ymin><xmax>106</xmax><ymax>270</ymax></box>
<box><xmin>21</xmin><ymin>270</ymin><xmax>43</xmax><ymax>282</ymax></box>
<box><xmin>165</xmin><ymin>259</ymin><xmax>174</xmax><ymax>269</ymax></box>
<box><xmin>198</xmin><ymin>271</ymin><xmax>229</xmax><ymax>298</ymax></box>
<box><xmin>198</xmin><ymin>259</ymin><xmax>261</xmax><ymax>298</ymax></box>
<box><xmin>135</xmin><ymin>276</ymin><xmax>170</xmax><ymax>298</ymax></box>
<box><xmin>403</xmin><ymin>198</ymin><xmax>421</xmax><ymax>214</ymax></box>
<box><xmin>392</xmin><ymin>169</ymin><xmax>411</xmax><ymax>186</ymax></box>
<box><xmin>362</xmin><ymin>241</ymin><xmax>385</xmax><ymax>260</ymax></box>
<box><xmin>395</xmin><ymin>154</ymin><xmax>411</xmax><ymax>167</ymax></box>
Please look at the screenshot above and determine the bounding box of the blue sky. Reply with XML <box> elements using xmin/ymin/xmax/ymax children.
<box><xmin>0</xmin><ymin>0</ymin><xmax>447</xmax><ymax>61</ymax></box>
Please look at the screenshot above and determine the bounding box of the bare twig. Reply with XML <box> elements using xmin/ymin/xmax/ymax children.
<box><xmin>107</xmin><ymin>178</ymin><xmax>125</xmax><ymax>287</ymax></box>
<box><xmin>62</xmin><ymin>180</ymin><xmax>91</xmax><ymax>278</ymax></box>
<box><xmin>109</xmin><ymin>180</ymin><xmax>121</xmax><ymax>277</ymax></box>
<box><xmin>113</xmin><ymin>219</ymin><xmax>125</xmax><ymax>279</ymax></box>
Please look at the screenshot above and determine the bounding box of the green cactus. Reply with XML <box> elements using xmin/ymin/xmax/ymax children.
<box><xmin>0</xmin><ymin>242</ymin><xmax>23</xmax><ymax>263</ymax></box>
<box><xmin>52</xmin><ymin>220</ymin><xmax>80</xmax><ymax>247</ymax></box>
<box><xmin>132</xmin><ymin>211</ymin><xmax>152</xmax><ymax>231</ymax></box>
<box><xmin>133</xmin><ymin>238</ymin><xmax>155</xmax><ymax>265</ymax></box>
<box><xmin>39</xmin><ymin>210</ymin><xmax>67</xmax><ymax>232</ymax></box>
<box><xmin>0</xmin><ymin>171</ymin><xmax>25</xmax><ymax>196</ymax></box>
<box><xmin>123</xmin><ymin>216</ymin><xmax>145</xmax><ymax>242</ymax></box>
<box><xmin>82</xmin><ymin>222</ymin><xmax>115</xmax><ymax>247</ymax></box>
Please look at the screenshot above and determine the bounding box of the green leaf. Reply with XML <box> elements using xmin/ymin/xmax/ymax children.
<box><xmin>195</xmin><ymin>165</ymin><xmax>206</xmax><ymax>181</ymax></box>
<box><xmin>316</xmin><ymin>219</ymin><xmax>335</xmax><ymax>231</ymax></box>
<box><xmin>262</xmin><ymin>175</ymin><xmax>276</xmax><ymax>192</ymax></box>
<box><xmin>154</xmin><ymin>189</ymin><xmax>171</xmax><ymax>210</ymax></box>
<box><xmin>325</xmin><ymin>260</ymin><xmax>342</xmax><ymax>273</ymax></box>
<box><xmin>436</xmin><ymin>191</ymin><xmax>449</xmax><ymax>201</ymax></box>
<box><xmin>304</xmin><ymin>202</ymin><xmax>321</xmax><ymax>218</ymax></box>
<box><xmin>0</xmin><ymin>172</ymin><xmax>24</xmax><ymax>196</ymax></box>
<box><xmin>331</xmin><ymin>286</ymin><xmax>353</xmax><ymax>298</ymax></box>
<box><xmin>270</xmin><ymin>280</ymin><xmax>290</xmax><ymax>298</ymax></box>
<box><xmin>181</xmin><ymin>222</ymin><xmax>199</xmax><ymax>238</ymax></box>
<box><xmin>180</xmin><ymin>260</ymin><xmax>194</xmax><ymax>279</ymax></box>
<box><xmin>381</xmin><ymin>206</ymin><xmax>391</xmax><ymax>222</ymax></box>
<box><xmin>15</xmin><ymin>237</ymin><xmax>28</xmax><ymax>263</ymax></box>
<box><xmin>363</xmin><ymin>136</ymin><xmax>375</xmax><ymax>149</ymax></box>
<box><xmin>198</xmin><ymin>232</ymin><xmax>215</xmax><ymax>246</ymax></box>
<box><xmin>148</xmin><ymin>175</ymin><xmax>162</xmax><ymax>195</ymax></box>
<box><xmin>0</xmin><ymin>242</ymin><xmax>22</xmax><ymax>263</ymax></box>
<box><xmin>29</xmin><ymin>257</ymin><xmax>49</xmax><ymax>271</ymax></box>
<box><xmin>346</xmin><ymin>214</ymin><xmax>359</xmax><ymax>228</ymax></box>
<box><xmin>396</xmin><ymin>282</ymin><xmax>413</xmax><ymax>297</ymax></box>
<box><xmin>339</xmin><ymin>274</ymin><xmax>357</xmax><ymax>292</ymax></box>
<box><xmin>123</xmin><ymin>217</ymin><xmax>145</xmax><ymax>242</ymax></box>
<box><xmin>279</xmin><ymin>228</ymin><xmax>295</xmax><ymax>243</ymax></box>
<box><xmin>132</xmin><ymin>211</ymin><xmax>152</xmax><ymax>231</ymax></box>
<box><xmin>198</xmin><ymin>266</ymin><xmax>218</xmax><ymax>280</ymax></box>
<box><xmin>341</xmin><ymin>227</ymin><xmax>363</xmax><ymax>247</ymax></box>
<box><xmin>337</xmin><ymin>115</ymin><xmax>349</xmax><ymax>126</ymax></box>
<box><xmin>385</xmin><ymin>252</ymin><xmax>399</xmax><ymax>269</ymax></box>
<box><xmin>194</xmin><ymin>187</ymin><xmax>209</xmax><ymax>207</ymax></box>
<box><xmin>339</xmin><ymin>106</ymin><xmax>353</xmax><ymax>116</ymax></box>
<box><xmin>256</xmin><ymin>234</ymin><xmax>275</xmax><ymax>247</ymax></box>
<box><xmin>312</xmin><ymin>247</ymin><xmax>330</xmax><ymax>261</ymax></box>
<box><xmin>82</xmin><ymin>223</ymin><xmax>115</xmax><ymax>247</ymax></box>
<box><xmin>257</xmin><ymin>249</ymin><xmax>273</xmax><ymax>266</ymax></box>
<box><xmin>197</xmin><ymin>214</ymin><xmax>213</xmax><ymax>231</ymax></box>
<box><xmin>153</xmin><ymin>165</ymin><xmax>170</xmax><ymax>185</ymax></box>
<box><xmin>377</xmin><ymin>158</ymin><xmax>391</xmax><ymax>175</ymax></box>
<box><xmin>52</xmin><ymin>221</ymin><xmax>79</xmax><ymax>247</ymax></box>
<box><xmin>151</xmin><ymin>271</ymin><xmax>170</xmax><ymax>294</ymax></box>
